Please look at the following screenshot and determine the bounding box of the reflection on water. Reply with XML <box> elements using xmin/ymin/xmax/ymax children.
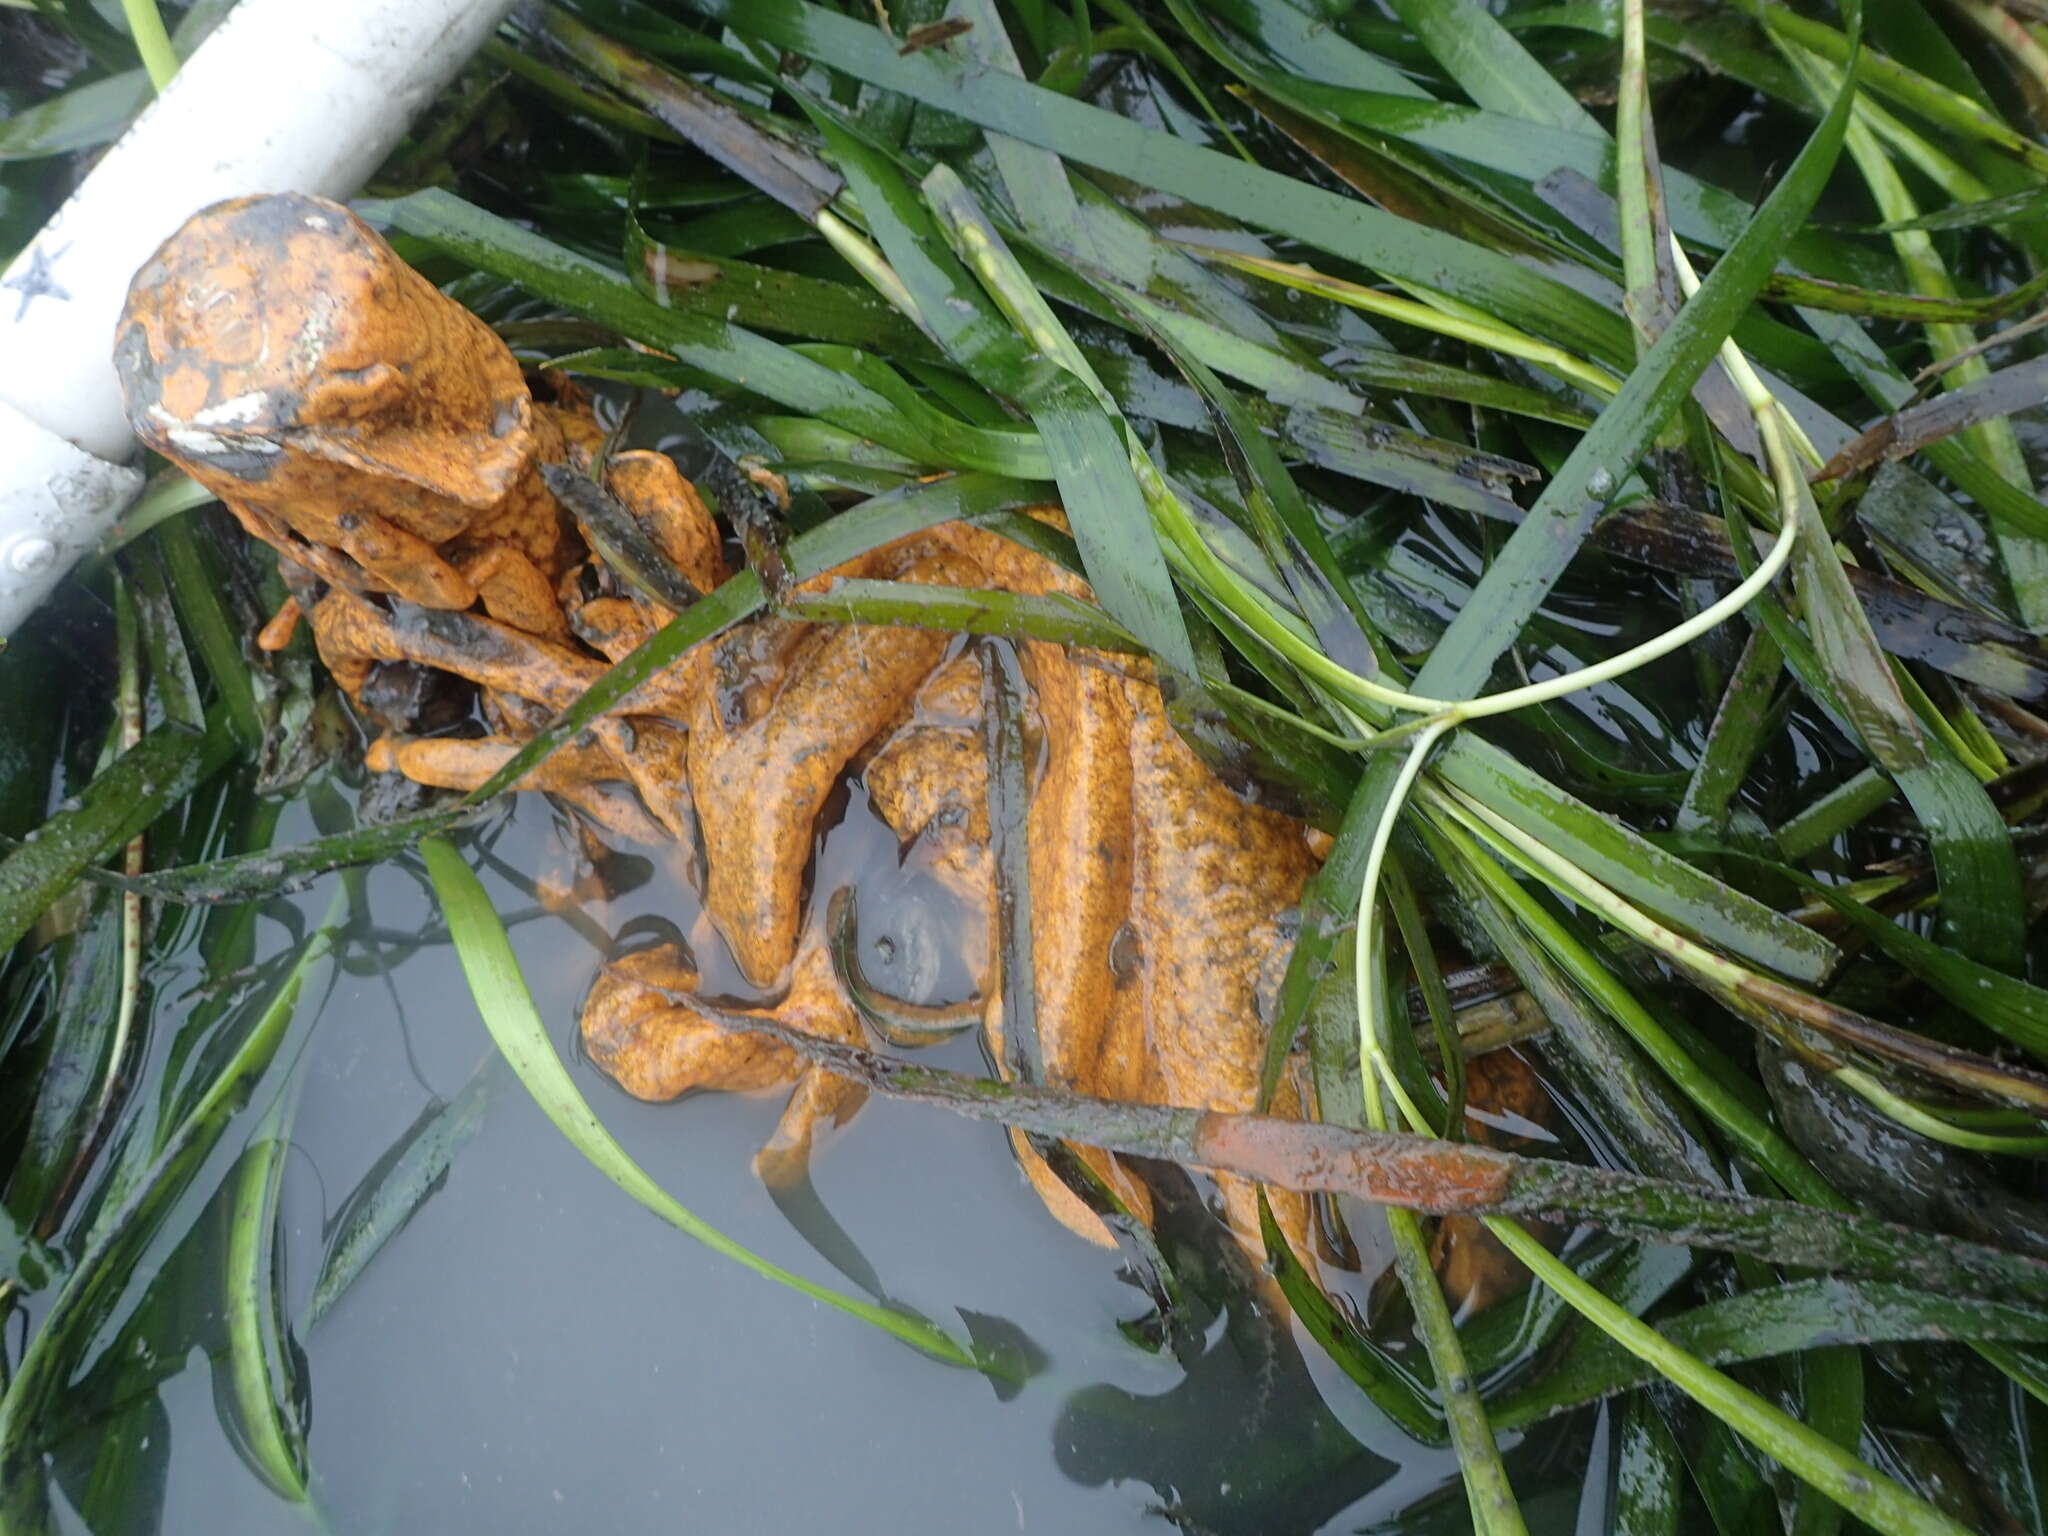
<box><xmin>39</xmin><ymin>784</ymin><xmax>1580</xmax><ymax>1534</ymax></box>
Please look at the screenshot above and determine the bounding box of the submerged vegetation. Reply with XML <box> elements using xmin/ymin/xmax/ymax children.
<box><xmin>12</xmin><ymin>0</ymin><xmax>2048</xmax><ymax>1528</ymax></box>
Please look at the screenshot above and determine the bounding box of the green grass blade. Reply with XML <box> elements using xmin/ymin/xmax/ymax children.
<box><xmin>4</xmin><ymin>884</ymin><xmax>125</xmax><ymax>1234</ymax></box>
<box><xmin>1434</xmin><ymin>735</ymin><xmax>1838</xmax><ymax>982</ymax></box>
<box><xmin>307</xmin><ymin>1054</ymin><xmax>501</xmax><ymax>1327</ymax></box>
<box><xmin>1461</xmin><ymin>1238</ymin><xmax>1694</xmax><ymax>1382</ymax></box>
<box><xmin>1484</xmin><ymin>1220</ymin><xmax>1972</xmax><ymax>1536</ymax></box>
<box><xmin>1385</xmin><ymin>859</ymin><xmax>1461</xmax><ymax>1135</ymax></box>
<box><xmin>1205</xmin><ymin>0</ymin><xmax>1428</xmax><ymax>97</ymax></box>
<box><xmin>1274</xmin><ymin>403</ymin><xmax>1532</xmax><ymax>518</ymax></box>
<box><xmin>418</xmin><ymin>836</ymin><xmax>974</xmax><ymax>1368</ymax></box>
<box><xmin>1494</xmin><ymin>1278</ymin><xmax>2043</xmax><ymax>1427</ymax></box>
<box><xmin>677</xmin><ymin>0</ymin><xmax>1631</xmax><ymax>364</ymax></box>
<box><xmin>1615</xmin><ymin>0</ymin><xmax>1672</xmax><ymax>355</ymax></box>
<box><xmin>1613</xmin><ymin>1396</ymin><xmax>1685</xmax><ymax>1536</ymax></box>
<box><xmin>1777</xmin><ymin>444</ymin><xmax>2025</xmax><ymax>968</ymax></box>
<box><xmin>1028</xmin><ymin>399</ymin><xmax>1198</xmax><ymax>678</ymax></box>
<box><xmin>1740</xmin><ymin>0</ymin><xmax>2048</xmax><ymax>174</ymax></box>
<box><xmin>153</xmin><ymin>519</ymin><xmax>262</xmax><ymax>751</ymax></box>
<box><xmin>1793</xmin><ymin>1346</ymin><xmax>1865</xmax><ymax>1536</ymax></box>
<box><xmin>1850</xmin><ymin>182</ymin><xmax>2048</xmax><ymax>232</ymax></box>
<box><xmin>0</xmin><ymin>69</ymin><xmax>148</xmax><ymax>160</ymax></box>
<box><xmin>791</xmin><ymin>344</ymin><xmax>1051</xmax><ymax>476</ymax></box>
<box><xmin>1923</xmin><ymin>1345</ymin><xmax>2048</xmax><ymax>1532</ymax></box>
<box><xmin>223</xmin><ymin>1085</ymin><xmax>310</xmax><ymax>1501</ymax></box>
<box><xmin>365</xmin><ymin>190</ymin><xmax>1043</xmax><ymax>478</ymax></box>
<box><xmin>1398</xmin><ymin>1203</ymin><xmax>1524</xmax><ymax>1528</ymax></box>
<box><xmin>1258</xmin><ymin>1195</ymin><xmax>1448</xmax><ymax>1444</ymax></box>
<box><xmin>807</xmin><ymin>114</ymin><xmax>1030</xmax><ymax>369</ymax></box>
<box><xmin>1780</xmin><ymin>874</ymin><xmax>2048</xmax><ymax>1058</ymax></box>
<box><xmin>0</xmin><ymin>890</ymin><xmax>338</xmax><ymax>1528</ymax></box>
<box><xmin>1677</xmin><ymin>629</ymin><xmax>1785</xmax><ymax>834</ymax></box>
<box><xmin>1383</xmin><ymin>0</ymin><xmax>1601</xmax><ymax>134</ymax></box>
<box><xmin>1203</xmin><ymin>0</ymin><xmax>1869</xmax><ymax>289</ymax></box>
<box><xmin>623</xmin><ymin>226</ymin><xmax>944</xmax><ymax>359</ymax></box>
<box><xmin>1125</xmin><ymin>308</ymin><xmax>1384</xmax><ymax>676</ymax></box>
<box><xmin>0</xmin><ymin>720</ymin><xmax>233</xmax><ymax>954</ymax></box>
<box><xmin>1359</xmin><ymin>925</ymin><xmax>1527</xmax><ymax>1534</ymax></box>
<box><xmin>1801</xmin><ymin>306</ymin><xmax>2048</xmax><ymax>544</ymax></box>
<box><xmin>1409</xmin><ymin>3</ymin><xmax>1860</xmax><ymax>703</ymax></box>
<box><xmin>121</xmin><ymin>552</ymin><xmax>203</xmax><ymax>734</ymax></box>
<box><xmin>780</xmin><ymin>578</ymin><xmax>1136</xmax><ymax>650</ymax></box>
<box><xmin>1793</xmin><ymin>43</ymin><xmax>2048</xmax><ymax>629</ymax></box>
<box><xmin>946</xmin><ymin>0</ymin><xmax>1085</xmax><ymax>246</ymax></box>
<box><xmin>483</xmin><ymin>34</ymin><xmax>675</xmax><ymax>141</ymax></box>
<box><xmin>533</xmin><ymin>6</ymin><xmax>840</xmax><ymax>215</ymax></box>
<box><xmin>920</xmin><ymin>167</ymin><xmax>1199</xmax><ymax>677</ymax></box>
<box><xmin>1509</xmin><ymin>3</ymin><xmax>1802</xmax><ymax>100</ymax></box>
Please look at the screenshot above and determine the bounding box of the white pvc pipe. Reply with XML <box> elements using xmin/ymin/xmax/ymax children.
<box><xmin>0</xmin><ymin>0</ymin><xmax>521</xmax><ymax>638</ymax></box>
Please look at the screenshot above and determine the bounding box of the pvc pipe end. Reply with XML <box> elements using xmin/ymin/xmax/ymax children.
<box><xmin>0</xmin><ymin>400</ymin><xmax>145</xmax><ymax>638</ymax></box>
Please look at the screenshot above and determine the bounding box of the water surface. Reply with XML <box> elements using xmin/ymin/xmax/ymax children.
<box><xmin>74</xmin><ymin>787</ymin><xmax>1589</xmax><ymax>1535</ymax></box>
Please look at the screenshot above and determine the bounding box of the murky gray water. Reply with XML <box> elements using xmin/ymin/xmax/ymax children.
<box><xmin>59</xmin><ymin>786</ymin><xmax>1591</xmax><ymax>1536</ymax></box>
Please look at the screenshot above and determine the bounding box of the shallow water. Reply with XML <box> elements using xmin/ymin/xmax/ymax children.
<box><xmin>30</xmin><ymin>778</ymin><xmax>1595</xmax><ymax>1535</ymax></box>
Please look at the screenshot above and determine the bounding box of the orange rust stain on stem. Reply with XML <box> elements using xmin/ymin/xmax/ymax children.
<box><xmin>1190</xmin><ymin>1111</ymin><xmax>1516</xmax><ymax>1214</ymax></box>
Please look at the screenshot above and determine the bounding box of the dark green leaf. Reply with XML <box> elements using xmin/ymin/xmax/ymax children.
<box><xmin>0</xmin><ymin>722</ymin><xmax>232</xmax><ymax>953</ymax></box>
<box><xmin>677</xmin><ymin>0</ymin><xmax>1632</xmax><ymax>365</ymax></box>
<box><xmin>1494</xmin><ymin>1279</ymin><xmax>2048</xmax><ymax>1427</ymax></box>
<box><xmin>702</xmin><ymin>1006</ymin><xmax>2048</xmax><ymax>1303</ymax></box>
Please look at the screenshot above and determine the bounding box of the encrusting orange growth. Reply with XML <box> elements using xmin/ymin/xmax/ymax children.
<box><xmin>115</xmin><ymin>192</ymin><xmax>568</xmax><ymax>620</ymax></box>
<box><xmin>115</xmin><ymin>193</ymin><xmax>1548</xmax><ymax>1305</ymax></box>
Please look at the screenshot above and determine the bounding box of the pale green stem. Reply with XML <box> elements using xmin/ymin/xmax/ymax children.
<box><xmin>925</xmin><ymin>164</ymin><xmax>1117</xmax><ymax>408</ymax></box>
<box><xmin>1299</xmin><ymin>95</ymin><xmax>1951</xmax><ymax>1533</ymax></box>
<box><xmin>1154</xmin><ymin>472</ymin><xmax>1797</xmax><ymax>726</ymax></box>
<box><xmin>1193</xmin><ymin>246</ymin><xmax>1622</xmax><ymax>399</ymax></box>
<box><xmin>1429</xmin><ymin>519</ymin><xmax>1795</xmax><ymax>720</ymax></box>
<box><xmin>1836</xmin><ymin>1066</ymin><xmax>2048</xmax><ymax>1154</ymax></box>
<box><xmin>1947</xmin><ymin>0</ymin><xmax>2048</xmax><ymax>102</ymax></box>
<box><xmin>1354</xmin><ymin>718</ymin><xmax>1453</xmax><ymax>1127</ymax></box>
<box><xmin>1484</xmin><ymin>1220</ymin><xmax>1972</xmax><ymax>1536</ymax></box>
<box><xmin>1357</xmin><ymin>856</ymin><xmax>1525</xmax><ymax>1535</ymax></box>
<box><xmin>1782</xmin><ymin>41</ymin><xmax>2046</xmax><ymax>626</ymax></box>
<box><xmin>1432</xmin><ymin>780</ymin><xmax>1734</xmax><ymax>975</ymax></box>
<box><xmin>816</xmin><ymin>209</ymin><xmax>925</xmax><ymax>327</ymax></box>
<box><xmin>123</xmin><ymin>0</ymin><xmax>178</xmax><ymax>91</ymax></box>
<box><xmin>1345</xmin><ymin>222</ymin><xmax>1805</xmax><ymax>1110</ymax></box>
<box><xmin>1615</xmin><ymin>0</ymin><xmax>1661</xmax><ymax>349</ymax></box>
<box><xmin>222</xmin><ymin>883</ymin><xmax>341</xmax><ymax>1507</ymax></box>
<box><xmin>101</xmin><ymin>579</ymin><xmax>145</xmax><ymax>1141</ymax></box>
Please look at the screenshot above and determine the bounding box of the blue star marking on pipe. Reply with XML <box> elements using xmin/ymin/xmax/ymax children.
<box><xmin>3</xmin><ymin>242</ymin><xmax>73</xmax><ymax>322</ymax></box>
